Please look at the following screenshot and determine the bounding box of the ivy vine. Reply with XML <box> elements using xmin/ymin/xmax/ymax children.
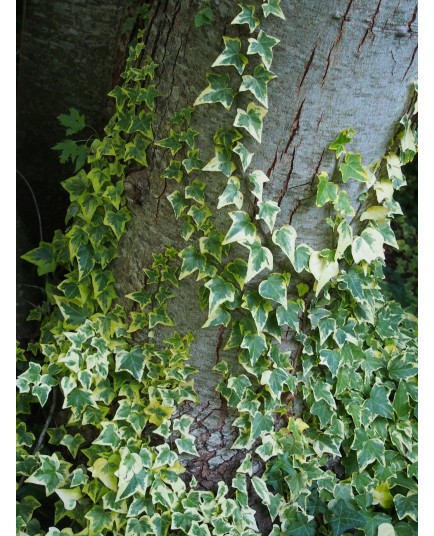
<box><xmin>17</xmin><ymin>2</ymin><xmax>418</xmax><ymax>535</ymax></box>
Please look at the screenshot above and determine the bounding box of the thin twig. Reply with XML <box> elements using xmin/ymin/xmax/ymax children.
<box><xmin>16</xmin><ymin>169</ymin><xmax>44</xmax><ymax>243</ymax></box>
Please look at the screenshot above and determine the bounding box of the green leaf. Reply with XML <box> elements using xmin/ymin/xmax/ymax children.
<box><xmin>194</xmin><ymin>72</ymin><xmax>237</xmax><ymax>110</ymax></box>
<box><xmin>276</xmin><ymin>300</ymin><xmax>301</xmax><ymax>331</ymax></box>
<box><xmin>319</xmin><ymin>349</ymin><xmax>340</xmax><ymax>377</ymax></box>
<box><xmin>352</xmin><ymin>227</ymin><xmax>384</xmax><ymax>264</ymax></box>
<box><xmin>124</xmin><ymin>135</ymin><xmax>151</xmax><ymax>166</ymax></box>
<box><xmin>156</xmin><ymin>129</ymin><xmax>182</xmax><ymax>155</ymax></box>
<box><xmin>126</xmin><ymin>517</ymin><xmax>153</xmax><ymax>536</ymax></box>
<box><xmin>241</xmin><ymin>333</ymin><xmax>267</xmax><ymax>364</ymax></box>
<box><xmin>115</xmin><ymin>347</ymin><xmax>145</xmax><ymax>381</ymax></box>
<box><xmin>187</xmin><ymin>204</ymin><xmax>212</xmax><ymax>229</ymax></box>
<box><xmin>153</xmin><ymin>443</ymin><xmax>177</xmax><ymax>467</ymax></box>
<box><xmin>182</xmin><ymin>149</ymin><xmax>205</xmax><ymax>173</ymax></box>
<box><xmin>218</xmin><ymin>175</ymin><xmax>244</xmax><ymax>209</ymax></box>
<box><xmin>262</xmin><ymin>0</ymin><xmax>286</xmax><ymax>19</ymax></box>
<box><xmin>162</xmin><ymin>160</ymin><xmax>183</xmax><ymax>182</ymax></box>
<box><xmin>247</xmin><ymin>30</ymin><xmax>280</xmax><ymax>70</ymax></box>
<box><xmin>248</xmin><ymin>169</ymin><xmax>270</xmax><ymax>202</ymax></box>
<box><xmin>176</xmin><ymin>436</ymin><xmax>199</xmax><ymax>456</ymax></box>
<box><xmin>58</xmin><ymin>107</ymin><xmax>86</xmax><ymax>135</ymax></box>
<box><xmin>393</xmin><ymin>382</ymin><xmax>411</xmax><ymax>419</ymax></box>
<box><xmin>245</xmin><ymin>239</ymin><xmax>273</xmax><ymax>283</ymax></box>
<box><xmin>103</xmin><ymin>208</ymin><xmax>131</xmax><ymax>240</ymax></box>
<box><xmin>252</xmin><ymin>476</ymin><xmax>271</xmax><ymax>504</ymax></box>
<box><xmin>203</xmin><ymin>146</ymin><xmax>236</xmax><ymax>177</ymax></box>
<box><xmin>60</xmin><ymin>433</ymin><xmax>85</xmax><ymax>459</ymax></box>
<box><xmin>199</xmin><ymin>230</ymin><xmax>225</xmax><ymax>262</ymax></box>
<box><xmin>251</xmin><ymin>411</ymin><xmax>274</xmax><ymax>439</ymax></box>
<box><xmin>364</xmin><ymin>384</ymin><xmax>393</xmax><ymax>419</ymax></box>
<box><xmin>316</xmin><ymin>172</ymin><xmax>338</xmax><ymax>206</ymax></box>
<box><xmin>212</xmin><ymin>36</ymin><xmax>248</xmax><ymax>75</ymax></box>
<box><xmin>351</xmin><ymin>430</ymin><xmax>385</xmax><ymax>471</ymax></box>
<box><xmin>386</xmin><ymin>153</ymin><xmax>406</xmax><ymax>189</ymax></box>
<box><xmin>257</xmin><ymin>200</ymin><xmax>280</xmax><ymax>232</ymax></box>
<box><xmin>26</xmin><ymin>454</ymin><xmax>65</xmax><ymax>495</ymax></box>
<box><xmin>194</xmin><ymin>6</ymin><xmax>214</xmax><ymax>27</ymax></box>
<box><xmin>222</xmin><ymin>210</ymin><xmax>257</xmax><ymax>245</ymax></box>
<box><xmin>185</xmin><ymin>180</ymin><xmax>206</xmax><ymax>204</ymax></box>
<box><xmin>234</xmin><ymin>103</ymin><xmax>268</xmax><ymax>143</ymax></box>
<box><xmin>149</xmin><ymin>304</ymin><xmax>174</xmax><ymax>328</ymax></box>
<box><xmin>167</xmin><ymin>190</ymin><xmax>188</xmax><ymax>218</ymax></box>
<box><xmin>76</xmin><ymin>243</ymin><xmax>95</xmax><ymax>280</ymax></box>
<box><xmin>205</xmin><ymin>276</ymin><xmax>236</xmax><ymax>316</ymax></box>
<box><xmin>309</xmin><ymin>250</ymin><xmax>339</xmax><ymax>295</ymax></box>
<box><xmin>259</xmin><ymin>273</ymin><xmax>289</xmax><ymax>307</ymax></box>
<box><xmin>333</xmin><ymin>190</ymin><xmax>355</xmax><ymax>216</ymax></box>
<box><xmin>22</xmin><ymin>242</ymin><xmax>56</xmax><ymax>276</ymax></box>
<box><xmin>339</xmin><ymin>153</ymin><xmax>369</xmax><ymax>183</ymax></box>
<box><xmin>233</xmin><ymin>142</ymin><xmax>254</xmax><ymax>172</ymax></box>
<box><xmin>272</xmin><ymin>224</ymin><xmax>297</xmax><ymax>264</ymax></box>
<box><xmin>329</xmin><ymin>500</ymin><xmax>365</xmax><ymax>536</ymax></box>
<box><xmin>329</xmin><ymin>128</ymin><xmax>355</xmax><ymax>158</ymax></box>
<box><xmin>64</xmin><ymin>387</ymin><xmax>95</xmax><ymax>414</ymax></box>
<box><xmin>85</xmin><ymin>505</ymin><xmax>114</xmax><ymax>535</ymax></box>
<box><xmin>393</xmin><ymin>493</ymin><xmax>418</xmax><ymax>522</ymax></box>
<box><xmin>178</xmin><ymin>246</ymin><xmax>206</xmax><ymax>279</ymax></box>
<box><xmin>231</xmin><ymin>4</ymin><xmax>260</xmax><ymax>32</ymax></box>
<box><xmin>261</xmin><ymin>368</ymin><xmax>290</xmax><ymax>399</ymax></box>
<box><xmin>127</xmin><ymin>110</ymin><xmax>154</xmax><ymax>139</ymax></box>
<box><xmin>240</xmin><ymin>65</ymin><xmax>277</xmax><ymax>108</ymax></box>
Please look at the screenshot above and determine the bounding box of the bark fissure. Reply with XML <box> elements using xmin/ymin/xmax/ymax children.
<box><xmin>281</xmin><ymin>99</ymin><xmax>305</xmax><ymax>158</ymax></box>
<box><xmin>298</xmin><ymin>44</ymin><xmax>317</xmax><ymax>89</ymax></box>
<box><xmin>288</xmin><ymin>198</ymin><xmax>302</xmax><ymax>225</ymax></box>
<box><xmin>266</xmin><ymin>146</ymin><xmax>279</xmax><ymax>178</ymax></box>
<box><xmin>357</xmin><ymin>0</ymin><xmax>384</xmax><ymax>53</ymax></box>
<box><xmin>407</xmin><ymin>4</ymin><xmax>417</xmax><ymax>32</ymax></box>
<box><xmin>277</xmin><ymin>147</ymin><xmax>297</xmax><ymax>207</ymax></box>
<box><xmin>402</xmin><ymin>44</ymin><xmax>417</xmax><ymax>81</ymax></box>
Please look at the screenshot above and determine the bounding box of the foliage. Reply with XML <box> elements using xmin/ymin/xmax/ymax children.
<box><xmin>18</xmin><ymin>2</ymin><xmax>417</xmax><ymax>535</ymax></box>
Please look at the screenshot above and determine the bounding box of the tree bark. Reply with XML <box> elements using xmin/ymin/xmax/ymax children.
<box><xmin>111</xmin><ymin>0</ymin><xmax>417</xmax><ymax>495</ymax></box>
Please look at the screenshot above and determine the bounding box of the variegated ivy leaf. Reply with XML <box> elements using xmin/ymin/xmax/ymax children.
<box><xmin>251</xmin><ymin>411</ymin><xmax>274</xmax><ymax>440</ymax></box>
<box><xmin>386</xmin><ymin>153</ymin><xmax>406</xmax><ymax>189</ymax></box>
<box><xmin>225</xmin><ymin>258</ymin><xmax>248</xmax><ymax>290</ymax></box>
<box><xmin>329</xmin><ymin>128</ymin><xmax>355</xmax><ymax>158</ymax></box>
<box><xmin>212</xmin><ymin>36</ymin><xmax>248</xmax><ymax>75</ymax></box>
<box><xmin>261</xmin><ymin>368</ymin><xmax>290</xmax><ymax>399</ymax></box>
<box><xmin>252</xmin><ymin>476</ymin><xmax>272</xmax><ymax>506</ymax></box>
<box><xmin>334</xmin><ymin>189</ymin><xmax>355</xmax><ymax>216</ymax></box>
<box><xmin>55</xmin><ymin>487</ymin><xmax>83</xmax><ymax>511</ymax></box>
<box><xmin>393</xmin><ymin>493</ymin><xmax>418</xmax><ymax>522</ymax></box>
<box><xmin>360</xmin><ymin>206</ymin><xmax>390</xmax><ymax>222</ymax></box>
<box><xmin>316</xmin><ymin>172</ymin><xmax>338</xmax><ymax>206</ymax></box>
<box><xmin>231</xmin><ymin>4</ymin><xmax>260</xmax><ymax>32</ymax></box>
<box><xmin>162</xmin><ymin>160</ymin><xmax>183</xmax><ymax>182</ymax></box>
<box><xmin>178</xmin><ymin>246</ymin><xmax>206</xmax><ymax>279</ymax></box>
<box><xmin>276</xmin><ymin>300</ymin><xmax>301</xmax><ymax>331</ymax></box>
<box><xmin>127</xmin><ymin>110</ymin><xmax>154</xmax><ymax>140</ymax></box>
<box><xmin>262</xmin><ymin>0</ymin><xmax>286</xmax><ymax>19</ymax></box>
<box><xmin>115</xmin><ymin>347</ymin><xmax>146</xmax><ymax>382</ymax></box>
<box><xmin>351</xmin><ymin>429</ymin><xmax>385</xmax><ymax>471</ymax></box>
<box><xmin>233</xmin><ymin>142</ymin><xmax>254</xmax><ymax>172</ymax></box>
<box><xmin>309</xmin><ymin>250</ymin><xmax>339</xmax><ymax>296</ymax></box>
<box><xmin>187</xmin><ymin>204</ymin><xmax>212</xmax><ymax>229</ymax></box>
<box><xmin>248</xmin><ymin>169</ymin><xmax>270</xmax><ymax>202</ymax></box>
<box><xmin>218</xmin><ymin>176</ymin><xmax>244</xmax><ymax>209</ymax></box>
<box><xmin>245</xmin><ymin>239</ymin><xmax>273</xmax><ymax>283</ymax></box>
<box><xmin>399</xmin><ymin>114</ymin><xmax>417</xmax><ymax>163</ymax></box>
<box><xmin>182</xmin><ymin>149</ymin><xmax>205</xmax><ymax>174</ymax></box>
<box><xmin>149</xmin><ymin>304</ymin><xmax>174</xmax><ymax>329</ymax></box>
<box><xmin>339</xmin><ymin>153</ymin><xmax>369</xmax><ymax>183</ymax></box>
<box><xmin>214</xmin><ymin>127</ymin><xmax>243</xmax><ymax>149</ymax></box>
<box><xmin>258</xmin><ymin>273</ymin><xmax>290</xmax><ymax>307</ymax></box>
<box><xmin>222</xmin><ymin>211</ymin><xmax>257</xmax><ymax>245</ymax></box>
<box><xmin>145</xmin><ymin>401</ymin><xmax>174</xmax><ymax>427</ymax></box>
<box><xmin>335</xmin><ymin>219</ymin><xmax>353</xmax><ymax>260</ymax></box>
<box><xmin>203</xmin><ymin>146</ymin><xmax>236</xmax><ymax>177</ymax></box>
<box><xmin>371</xmin><ymin>220</ymin><xmax>398</xmax><ymax>248</ymax></box>
<box><xmin>234</xmin><ymin>103</ymin><xmax>268</xmax><ymax>143</ymax></box>
<box><xmin>202</xmin><ymin>306</ymin><xmax>231</xmax><ymax>328</ymax></box>
<box><xmin>185</xmin><ymin>180</ymin><xmax>206</xmax><ymax>204</ymax></box>
<box><xmin>351</xmin><ymin>227</ymin><xmax>385</xmax><ymax>264</ymax></box>
<box><xmin>256</xmin><ymin>200</ymin><xmax>280</xmax><ymax>232</ymax></box>
<box><xmin>155</xmin><ymin>129</ymin><xmax>182</xmax><ymax>155</ymax></box>
<box><xmin>247</xmin><ymin>30</ymin><xmax>280</xmax><ymax>70</ymax></box>
<box><xmin>272</xmin><ymin>224</ymin><xmax>297</xmax><ymax>265</ymax></box>
<box><xmin>21</xmin><ymin>242</ymin><xmax>56</xmax><ymax>276</ymax></box>
<box><xmin>240</xmin><ymin>65</ymin><xmax>277</xmax><ymax>108</ymax></box>
<box><xmin>199</xmin><ymin>230</ymin><xmax>225</xmax><ymax>262</ymax></box>
<box><xmin>241</xmin><ymin>333</ymin><xmax>267</xmax><ymax>364</ymax></box>
<box><xmin>124</xmin><ymin>135</ymin><xmax>151</xmax><ymax>166</ymax></box>
<box><xmin>25</xmin><ymin>453</ymin><xmax>68</xmax><ymax>495</ymax></box>
<box><xmin>293</xmin><ymin>243</ymin><xmax>313</xmax><ymax>272</ymax></box>
<box><xmin>204</xmin><ymin>276</ymin><xmax>236</xmax><ymax>315</ymax></box>
<box><xmin>167</xmin><ymin>190</ymin><xmax>188</xmax><ymax>219</ymax></box>
<box><xmin>374</xmin><ymin>179</ymin><xmax>394</xmax><ymax>203</ymax></box>
<box><xmin>194</xmin><ymin>72</ymin><xmax>237</xmax><ymax>110</ymax></box>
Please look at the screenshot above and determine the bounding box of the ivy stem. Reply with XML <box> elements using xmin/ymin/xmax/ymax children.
<box><xmin>16</xmin><ymin>169</ymin><xmax>43</xmax><ymax>243</ymax></box>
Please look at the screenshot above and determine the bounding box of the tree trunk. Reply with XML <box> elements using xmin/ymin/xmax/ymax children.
<box><xmin>16</xmin><ymin>0</ymin><xmax>142</xmax><ymax>242</ymax></box>
<box><xmin>111</xmin><ymin>0</ymin><xmax>417</xmax><ymax>495</ymax></box>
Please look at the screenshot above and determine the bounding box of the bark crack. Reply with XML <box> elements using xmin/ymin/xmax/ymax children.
<box><xmin>357</xmin><ymin>0</ymin><xmax>383</xmax><ymax>53</ymax></box>
<box><xmin>277</xmin><ymin>147</ymin><xmax>297</xmax><ymax>207</ymax></box>
<box><xmin>407</xmin><ymin>4</ymin><xmax>417</xmax><ymax>33</ymax></box>
<box><xmin>298</xmin><ymin>44</ymin><xmax>317</xmax><ymax>89</ymax></box>
<box><xmin>281</xmin><ymin>100</ymin><xmax>305</xmax><ymax>159</ymax></box>
<box><xmin>288</xmin><ymin>198</ymin><xmax>302</xmax><ymax>226</ymax></box>
<box><xmin>402</xmin><ymin>43</ymin><xmax>417</xmax><ymax>81</ymax></box>
<box><xmin>266</xmin><ymin>146</ymin><xmax>279</xmax><ymax>178</ymax></box>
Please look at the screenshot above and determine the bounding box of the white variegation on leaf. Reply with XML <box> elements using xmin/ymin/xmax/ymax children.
<box><xmin>212</xmin><ymin>36</ymin><xmax>248</xmax><ymax>75</ymax></box>
<box><xmin>203</xmin><ymin>146</ymin><xmax>236</xmax><ymax>177</ymax></box>
<box><xmin>272</xmin><ymin>224</ymin><xmax>297</xmax><ymax>264</ymax></box>
<box><xmin>335</xmin><ymin>219</ymin><xmax>353</xmax><ymax>260</ymax></box>
<box><xmin>374</xmin><ymin>179</ymin><xmax>394</xmax><ymax>203</ymax></box>
<box><xmin>316</xmin><ymin>172</ymin><xmax>338</xmax><ymax>206</ymax></box>
<box><xmin>247</xmin><ymin>30</ymin><xmax>280</xmax><ymax>70</ymax></box>
<box><xmin>194</xmin><ymin>72</ymin><xmax>236</xmax><ymax>110</ymax></box>
<box><xmin>233</xmin><ymin>142</ymin><xmax>254</xmax><ymax>172</ymax></box>
<box><xmin>231</xmin><ymin>4</ymin><xmax>260</xmax><ymax>32</ymax></box>
<box><xmin>256</xmin><ymin>200</ymin><xmax>280</xmax><ymax>233</ymax></box>
<box><xmin>262</xmin><ymin>0</ymin><xmax>286</xmax><ymax>19</ymax></box>
<box><xmin>258</xmin><ymin>273</ymin><xmax>290</xmax><ymax>307</ymax></box>
<box><xmin>204</xmin><ymin>276</ymin><xmax>236</xmax><ymax>316</ymax></box>
<box><xmin>218</xmin><ymin>176</ymin><xmax>244</xmax><ymax>209</ymax></box>
<box><xmin>248</xmin><ymin>170</ymin><xmax>269</xmax><ymax>202</ymax></box>
<box><xmin>309</xmin><ymin>251</ymin><xmax>339</xmax><ymax>296</ymax></box>
<box><xmin>234</xmin><ymin>103</ymin><xmax>268</xmax><ymax>143</ymax></box>
<box><xmin>240</xmin><ymin>65</ymin><xmax>276</xmax><ymax>108</ymax></box>
<box><xmin>222</xmin><ymin>211</ymin><xmax>257</xmax><ymax>245</ymax></box>
<box><xmin>244</xmin><ymin>238</ymin><xmax>273</xmax><ymax>283</ymax></box>
<box><xmin>352</xmin><ymin>227</ymin><xmax>385</xmax><ymax>264</ymax></box>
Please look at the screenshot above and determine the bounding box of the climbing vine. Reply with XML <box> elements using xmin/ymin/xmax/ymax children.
<box><xmin>17</xmin><ymin>2</ymin><xmax>417</xmax><ymax>535</ymax></box>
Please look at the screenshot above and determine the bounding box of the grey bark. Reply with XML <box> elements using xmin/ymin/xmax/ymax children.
<box><xmin>16</xmin><ymin>0</ymin><xmax>142</xmax><ymax>242</ymax></box>
<box><xmin>113</xmin><ymin>0</ymin><xmax>417</xmax><ymax>500</ymax></box>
